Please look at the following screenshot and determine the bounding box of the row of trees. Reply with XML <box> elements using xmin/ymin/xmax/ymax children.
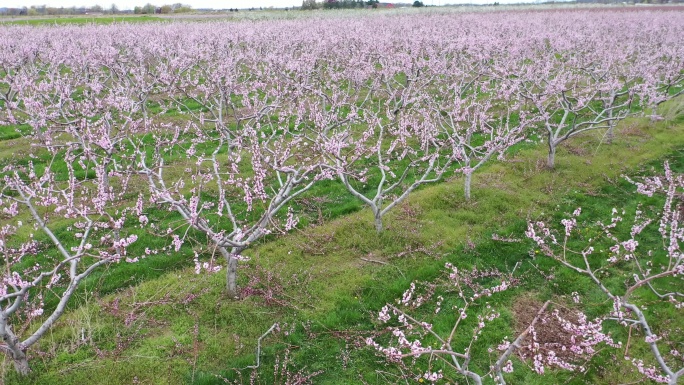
<box><xmin>0</xmin><ymin>3</ymin><xmax>192</xmax><ymax>16</ymax></box>
<box><xmin>0</xmin><ymin>5</ymin><xmax>120</xmax><ymax>16</ymax></box>
<box><xmin>0</xmin><ymin>9</ymin><xmax>682</xmax><ymax>375</ymax></box>
<box><xmin>301</xmin><ymin>0</ymin><xmax>379</xmax><ymax>10</ymax></box>
<box><xmin>133</xmin><ymin>3</ymin><xmax>192</xmax><ymax>14</ymax></box>
<box><xmin>372</xmin><ymin>163</ymin><xmax>684</xmax><ymax>384</ymax></box>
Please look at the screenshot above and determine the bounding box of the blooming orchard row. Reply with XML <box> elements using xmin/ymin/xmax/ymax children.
<box><xmin>371</xmin><ymin>162</ymin><xmax>683</xmax><ymax>384</ymax></box>
<box><xmin>0</xmin><ymin>8</ymin><xmax>682</xmax><ymax>376</ymax></box>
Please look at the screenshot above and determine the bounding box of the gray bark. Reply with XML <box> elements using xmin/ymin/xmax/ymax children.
<box><xmin>374</xmin><ymin>211</ymin><xmax>383</xmax><ymax>233</ymax></box>
<box><xmin>226</xmin><ymin>256</ymin><xmax>238</xmax><ymax>299</ymax></box>
<box><xmin>606</xmin><ymin>123</ymin><xmax>614</xmax><ymax>144</ymax></box>
<box><xmin>464</xmin><ymin>172</ymin><xmax>472</xmax><ymax>201</ymax></box>
<box><xmin>1</xmin><ymin>322</ymin><xmax>30</xmax><ymax>376</ymax></box>
<box><xmin>547</xmin><ymin>143</ymin><xmax>556</xmax><ymax>169</ymax></box>
<box><xmin>219</xmin><ymin>246</ymin><xmax>240</xmax><ymax>299</ymax></box>
<box><xmin>12</xmin><ymin>352</ymin><xmax>30</xmax><ymax>376</ymax></box>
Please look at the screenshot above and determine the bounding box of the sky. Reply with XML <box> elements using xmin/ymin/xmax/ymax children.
<box><xmin>1</xmin><ymin>0</ymin><xmax>480</xmax><ymax>11</ymax></box>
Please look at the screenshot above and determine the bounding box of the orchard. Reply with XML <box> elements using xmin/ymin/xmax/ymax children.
<box><xmin>0</xmin><ymin>5</ymin><xmax>683</xmax><ymax>384</ymax></box>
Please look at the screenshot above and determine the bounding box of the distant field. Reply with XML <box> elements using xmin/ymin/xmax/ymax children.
<box><xmin>0</xmin><ymin>15</ymin><xmax>163</xmax><ymax>25</ymax></box>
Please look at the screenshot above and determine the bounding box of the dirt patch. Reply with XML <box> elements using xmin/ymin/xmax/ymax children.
<box><xmin>563</xmin><ymin>140</ymin><xmax>595</xmax><ymax>157</ymax></box>
<box><xmin>620</xmin><ymin>122</ymin><xmax>651</xmax><ymax>139</ymax></box>
<box><xmin>511</xmin><ymin>295</ymin><xmax>599</xmax><ymax>366</ymax></box>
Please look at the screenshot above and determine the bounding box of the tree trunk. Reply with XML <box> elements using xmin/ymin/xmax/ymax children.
<box><xmin>547</xmin><ymin>144</ymin><xmax>556</xmax><ymax>169</ymax></box>
<box><xmin>374</xmin><ymin>212</ymin><xmax>383</xmax><ymax>233</ymax></box>
<box><xmin>464</xmin><ymin>172</ymin><xmax>472</xmax><ymax>201</ymax></box>
<box><xmin>219</xmin><ymin>246</ymin><xmax>240</xmax><ymax>299</ymax></box>
<box><xmin>12</xmin><ymin>352</ymin><xmax>30</xmax><ymax>376</ymax></box>
<box><xmin>1</xmin><ymin>325</ymin><xmax>30</xmax><ymax>375</ymax></box>
<box><xmin>606</xmin><ymin>103</ymin><xmax>615</xmax><ymax>144</ymax></box>
<box><xmin>226</xmin><ymin>255</ymin><xmax>238</xmax><ymax>299</ymax></box>
<box><xmin>606</xmin><ymin>122</ymin><xmax>614</xmax><ymax>145</ymax></box>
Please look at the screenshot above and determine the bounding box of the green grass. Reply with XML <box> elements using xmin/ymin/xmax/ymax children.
<box><xmin>0</xmin><ymin>124</ymin><xmax>28</xmax><ymax>140</ymax></box>
<box><xmin>0</xmin><ymin>15</ymin><xmax>163</xmax><ymax>26</ymax></box>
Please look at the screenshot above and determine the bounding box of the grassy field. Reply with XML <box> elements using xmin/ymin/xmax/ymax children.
<box><xmin>0</xmin><ymin>15</ymin><xmax>163</xmax><ymax>25</ymax></box>
<box><xmin>1</xmin><ymin>90</ymin><xmax>682</xmax><ymax>384</ymax></box>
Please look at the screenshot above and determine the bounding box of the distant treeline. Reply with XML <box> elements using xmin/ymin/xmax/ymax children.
<box><xmin>302</xmin><ymin>0</ymin><xmax>380</xmax><ymax>10</ymax></box>
<box><xmin>132</xmin><ymin>3</ymin><xmax>193</xmax><ymax>14</ymax></box>
<box><xmin>0</xmin><ymin>3</ymin><xmax>192</xmax><ymax>16</ymax></box>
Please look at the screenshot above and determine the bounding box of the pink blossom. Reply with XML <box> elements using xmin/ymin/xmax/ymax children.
<box><xmin>502</xmin><ymin>360</ymin><xmax>514</xmax><ymax>373</ymax></box>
